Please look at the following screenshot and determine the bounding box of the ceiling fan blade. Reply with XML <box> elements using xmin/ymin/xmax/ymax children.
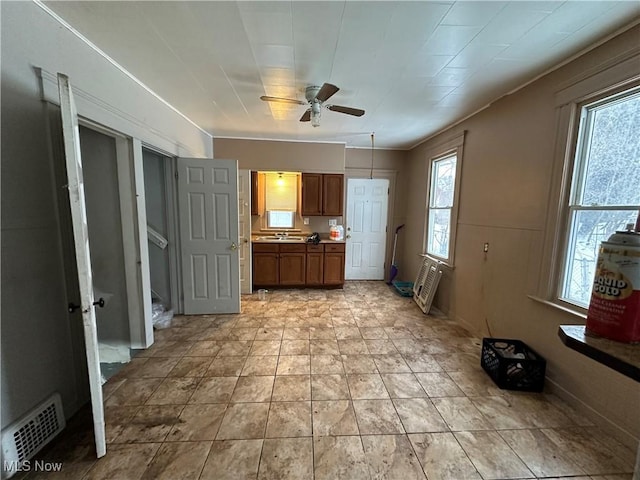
<box><xmin>327</xmin><ymin>105</ymin><xmax>365</xmax><ymax>117</ymax></box>
<box><xmin>300</xmin><ymin>109</ymin><xmax>311</xmax><ymax>122</ymax></box>
<box><xmin>260</xmin><ymin>95</ymin><xmax>306</xmax><ymax>106</ymax></box>
<box><xmin>315</xmin><ymin>83</ymin><xmax>339</xmax><ymax>102</ymax></box>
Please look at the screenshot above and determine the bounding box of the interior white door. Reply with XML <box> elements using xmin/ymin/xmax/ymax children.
<box><xmin>238</xmin><ymin>169</ymin><xmax>252</xmax><ymax>294</ymax></box>
<box><xmin>57</xmin><ymin>73</ymin><xmax>106</xmax><ymax>458</ymax></box>
<box><xmin>178</xmin><ymin>158</ymin><xmax>240</xmax><ymax>314</ymax></box>
<box><xmin>345</xmin><ymin>178</ymin><xmax>390</xmax><ymax>280</ymax></box>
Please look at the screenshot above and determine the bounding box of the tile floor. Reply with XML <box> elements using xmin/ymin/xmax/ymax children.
<box><xmin>21</xmin><ymin>282</ymin><xmax>636</xmax><ymax>480</ymax></box>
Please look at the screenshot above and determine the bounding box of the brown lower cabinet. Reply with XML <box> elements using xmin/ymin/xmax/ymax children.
<box><xmin>253</xmin><ymin>242</ymin><xmax>344</xmax><ymax>287</ymax></box>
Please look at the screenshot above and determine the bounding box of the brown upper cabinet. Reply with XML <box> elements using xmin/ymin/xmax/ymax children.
<box><xmin>302</xmin><ymin>173</ymin><xmax>343</xmax><ymax>216</ymax></box>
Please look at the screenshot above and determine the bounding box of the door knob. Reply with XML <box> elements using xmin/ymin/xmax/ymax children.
<box><xmin>346</xmin><ymin>235</ymin><xmax>351</xmax><ymax>239</ymax></box>
<box><xmin>230</xmin><ymin>242</ymin><xmax>238</xmax><ymax>250</ymax></box>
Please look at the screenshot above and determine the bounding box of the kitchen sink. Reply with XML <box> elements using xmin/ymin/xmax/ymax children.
<box><xmin>255</xmin><ymin>235</ymin><xmax>306</xmax><ymax>242</ymax></box>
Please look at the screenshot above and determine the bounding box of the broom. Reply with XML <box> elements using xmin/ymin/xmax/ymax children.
<box><xmin>387</xmin><ymin>224</ymin><xmax>405</xmax><ymax>284</ymax></box>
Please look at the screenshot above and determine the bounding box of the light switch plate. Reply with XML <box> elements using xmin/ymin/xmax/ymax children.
<box><xmin>328</xmin><ymin>219</ymin><xmax>337</xmax><ymax>226</ymax></box>
<box><xmin>303</xmin><ymin>218</ymin><xmax>309</xmax><ymax>225</ymax></box>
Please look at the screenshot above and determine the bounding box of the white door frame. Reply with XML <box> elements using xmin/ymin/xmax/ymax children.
<box><xmin>345</xmin><ymin>169</ymin><xmax>398</xmax><ymax>280</ymax></box>
<box><xmin>57</xmin><ymin>73</ymin><xmax>106</xmax><ymax>458</ymax></box>
<box><xmin>238</xmin><ymin>169</ymin><xmax>252</xmax><ymax>295</ymax></box>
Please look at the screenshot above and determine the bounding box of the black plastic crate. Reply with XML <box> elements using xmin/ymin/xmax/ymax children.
<box><xmin>481</xmin><ymin>338</ymin><xmax>546</xmax><ymax>392</ymax></box>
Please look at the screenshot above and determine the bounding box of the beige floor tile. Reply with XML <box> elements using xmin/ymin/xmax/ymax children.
<box><xmin>381</xmin><ymin>373</ymin><xmax>427</xmax><ymax>398</ymax></box>
<box><xmin>409</xmin><ymin>432</ymin><xmax>481</xmax><ymax>480</ymax></box>
<box><xmin>167</xmin><ymin>403</ymin><xmax>227</xmax><ymax>441</ymax></box>
<box><xmin>499</xmin><ymin>428</ymin><xmax>586</xmax><ymax>477</ymax></box>
<box><xmin>188</xmin><ymin>376</ymin><xmax>237</xmax><ymax>404</ymax></box>
<box><xmin>167</xmin><ymin>356</ymin><xmax>212</xmax><ymax>377</ymax></box>
<box><xmin>347</xmin><ymin>374</ymin><xmax>390</xmax><ymax>399</ymax></box>
<box><xmin>150</xmin><ymin>341</ymin><xmax>194</xmax><ymax>358</ymax></box>
<box><xmin>311</xmin><ymin>355</ymin><xmax>344</xmax><ymax>374</ymax></box>
<box><xmin>311</xmin><ymin>374</ymin><xmax>350</xmax><ymax>400</ymax></box>
<box><xmin>353</xmin><ymin>399</ymin><xmax>405</xmax><ymax>434</ymax></box>
<box><xmin>447</xmin><ymin>369</ymin><xmax>503</xmax><ymax>396</ymax></box>
<box><xmin>372</xmin><ymin>354</ymin><xmax>412</xmax><ymax>373</ymax></box>
<box><xmin>338</xmin><ymin>339</ymin><xmax>369</xmax><ymax>354</ymax></box>
<box><xmin>283</xmin><ymin>327</ymin><xmax>310</xmax><ymax>339</ymax></box>
<box><xmin>145</xmin><ymin>377</ymin><xmax>200</xmax><ymax>405</ymax></box>
<box><xmin>241</xmin><ymin>355</ymin><xmax>278</xmax><ymax>376</ymax></box>
<box><xmin>432</xmin><ymin>397</ymin><xmax>491</xmax><ymax>431</ymax></box>
<box><xmin>272</xmin><ymin>375</ymin><xmax>311</xmax><ymax>401</ymax></box>
<box><xmin>540</xmin><ymin>427</ymin><xmax>635</xmax><ymax>475</ymax></box>
<box><xmin>277</xmin><ymin>355</ymin><xmax>311</xmax><ymax>375</ymax></box>
<box><xmin>227</xmin><ymin>327</ymin><xmax>259</xmax><ymax>341</ymax></box>
<box><xmin>309</xmin><ymin>327</ymin><xmax>335</xmax><ymax>339</ymax></box>
<box><xmin>401</xmin><ymin>354</ymin><xmax>443</xmax><ymax>373</ymax></box>
<box><xmin>259</xmin><ymin>437</ymin><xmax>313</xmax><ymax>480</ymax></box>
<box><xmin>231</xmin><ymin>375</ymin><xmax>274</xmax><ymax>402</ymax></box>
<box><xmin>205</xmin><ymin>356</ymin><xmax>246</xmax><ymax>376</ymax></box>
<box><xmin>115</xmin><ymin>405</ymin><xmax>183</xmax><ymax>443</ymax></box>
<box><xmin>362</xmin><ymin>434</ymin><xmax>427</xmax><ymax>480</ymax></box>
<box><xmin>104</xmin><ymin>378</ymin><xmax>162</xmax><ymax>406</ymax></box>
<box><xmin>216</xmin><ymin>340</ymin><xmax>253</xmax><ymax>357</ymax></box>
<box><xmin>384</xmin><ymin>327</ymin><xmax>415</xmax><ymax>339</ymax></box>
<box><xmin>104</xmin><ymin>405</ymin><xmax>139</xmax><ymax>443</ymax></box>
<box><xmin>200</xmin><ymin>439</ymin><xmax>263</xmax><ymax>480</ymax></box>
<box><xmin>360</xmin><ymin>327</ymin><xmax>388</xmax><ymax>339</ymax></box>
<box><xmin>83</xmin><ymin>443</ymin><xmax>161</xmax><ymax>480</ymax></box>
<box><xmin>314</xmin><ymin>436</ymin><xmax>370</xmax><ymax>480</ymax></box>
<box><xmin>216</xmin><ymin>402</ymin><xmax>270</xmax><ymax>440</ymax></box>
<box><xmin>415</xmin><ymin>372</ymin><xmax>464</xmax><ymax>397</ymax></box>
<box><xmin>341</xmin><ymin>355</ymin><xmax>379</xmax><ymax>374</ymax></box>
<box><xmin>392</xmin><ymin>339</ymin><xmax>427</xmax><ymax>355</ymax></box>
<box><xmin>126</xmin><ymin>357</ymin><xmax>181</xmax><ymax>378</ymax></box>
<box><xmin>280</xmin><ymin>339</ymin><xmax>310</xmax><ymax>355</ymax></box>
<box><xmin>249</xmin><ymin>340</ymin><xmax>282</xmax><ymax>356</ymax></box>
<box><xmin>265</xmin><ymin>401</ymin><xmax>312</xmax><ymax>438</ymax></box>
<box><xmin>310</xmin><ymin>339</ymin><xmax>340</xmax><ymax>355</ymax></box>
<box><xmin>365</xmin><ymin>339</ymin><xmax>399</xmax><ymax>354</ymax></box>
<box><xmin>393</xmin><ymin>398</ymin><xmax>449</xmax><ymax>433</ymax></box>
<box><xmin>312</xmin><ymin>400</ymin><xmax>360</xmax><ymax>436</ymax></box>
<box><xmin>140</xmin><ymin>441</ymin><xmax>211</xmax><ymax>480</ymax></box>
<box><xmin>334</xmin><ymin>326</ymin><xmax>362</xmax><ymax>339</ymax></box>
<box><xmin>455</xmin><ymin>430</ymin><xmax>534</xmax><ymax>479</ymax></box>
<box><xmin>186</xmin><ymin>341</ymin><xmax>221</xmax><ymax>357</ymax></box>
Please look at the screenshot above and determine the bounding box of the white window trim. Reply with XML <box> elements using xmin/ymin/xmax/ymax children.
<box><xmin>423</xmin><ymin>131</ymin><xmax>465</xmax><ymax>267</ymax></box>
<box><xmin>537</xmin><ymin>62</ymin><xmax>640</xmax><ymax>316</ymax></box>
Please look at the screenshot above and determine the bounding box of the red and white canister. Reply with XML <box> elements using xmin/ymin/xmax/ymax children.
<box><xmin>585</xmin><ymin>224</ymin><xmax>640</xmax><ymax>343</ymax></box>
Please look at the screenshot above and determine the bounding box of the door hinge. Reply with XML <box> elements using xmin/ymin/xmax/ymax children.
<box><xmin>387</xmin><ymin>188</ymin><xmax>390</xmax><ymax>195</ymax></box>
<box><xmin>175</xmin><ymin>170</ymin><xmax>179</xmax><ymax>180</ymax></box>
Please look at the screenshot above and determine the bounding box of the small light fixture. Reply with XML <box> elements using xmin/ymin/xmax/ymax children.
<box><xmin>276</xmin><ymin>172</ymin><xmax>285</xmax><ymax>186</ymax></box>
<box><xmin>311</xmin><ymin>102</ymin><xmax>321</xmax><ymax>127</ymax></box>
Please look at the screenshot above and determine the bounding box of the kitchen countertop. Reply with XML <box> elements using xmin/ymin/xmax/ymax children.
<box><xmin>251</xmin><ymin>234</ymin><xmax>345</xmax><ymax>244</ymax></box>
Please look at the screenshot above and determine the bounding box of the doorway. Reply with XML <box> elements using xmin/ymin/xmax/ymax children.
<box><xmin>142</xmin><ymin>148</ymin><xmax>180</xmax><ymax>313</ymax></box>
<box><xmin>79</xmin><ymin>127</ymin><xmax>131</xmax><ymax>372</ymax></box>
<box><xmin>345</xmin><ymin>178</ymin><xmax>390</xmax><ymax>280</ymax></box>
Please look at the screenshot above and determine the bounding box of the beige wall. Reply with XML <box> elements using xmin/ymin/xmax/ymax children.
<box><xmin>213</xmin><ymin>137</ymin><xmax>345</xmax><ymax>173</ymax></box>
<box><xmin>402</xmin><ymin>25</ymin><xmax>640</xmax><ymax>447</ymax></box>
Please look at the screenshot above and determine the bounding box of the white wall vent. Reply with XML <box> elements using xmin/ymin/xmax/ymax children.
<box><xmin>1</xmin><ymin>393</ymin><xmax>65</xmax><ymax>477</ymax></box>
<box><xmin>413</xmin><ymin>256</ymin><xmax>443</xmax><ymax>314</ymax></box>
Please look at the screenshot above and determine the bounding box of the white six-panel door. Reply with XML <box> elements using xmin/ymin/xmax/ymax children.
<box><xmin>345</xmin><ymin>178</ymin><xmax>390</xmax><ymax>280</ymax></box>
<box><xmin>178</xmin><ymin>158</ymin><xmax>240</xmax><ymax>314</ymax></box>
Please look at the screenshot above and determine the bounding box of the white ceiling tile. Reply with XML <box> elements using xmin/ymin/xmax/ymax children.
<box><xmin>422</xmin><ymin>25</ymin><xmax>483</xmax><ymax>56</ymax></box>
<box><xmin>441</xmin><ymin>1</ymin><xmax>507</xmax><ymax>26</ymax></box>
<box><xmin>42</xmin><ymin>0</ymin><xmax>640</xmax><ymax>149</ymax></box>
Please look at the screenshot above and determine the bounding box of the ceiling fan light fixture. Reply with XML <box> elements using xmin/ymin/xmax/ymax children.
<box><xmin>311</xmin><ymin>109</ymin><xmax>321</xmax><ymax>127</ymax></box>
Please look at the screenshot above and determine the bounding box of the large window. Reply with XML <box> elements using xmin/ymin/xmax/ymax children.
<box><xmin>560</xmin><ymin>87</ymin><xmax>640</xmax><ymax>308</ymax></box>
<box><xmin>426</xmin><ymin>152</ymin><xmax>459</xmax><ymax>264</ymax></box>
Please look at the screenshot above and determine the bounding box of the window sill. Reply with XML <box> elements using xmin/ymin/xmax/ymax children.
<box><xmin>527</xmin><ymin>295</ymin><xmax>587</xmax><ymax>321</ymax></box>
<box><xmin>419</xmin><ymin>253</ymin><xmax>454</xmax><ymax>270</ymax></box>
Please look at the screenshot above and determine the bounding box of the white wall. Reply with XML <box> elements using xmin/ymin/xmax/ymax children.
<box><xmin>0</xmin><ymin>1</ymin><xmax>212</xmax><ymax>429</ymax></box>
<box><xmin>401</xmin><ymin>25</ymin><xmax>640</xmax><ymax>447</ymax></box>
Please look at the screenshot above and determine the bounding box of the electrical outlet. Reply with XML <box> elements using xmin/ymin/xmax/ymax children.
<box><xmin>303</xmin><ymin>218</ymin><xmax>309</xmax><ymax>225</ymax></box>
<box><xmin>328</xmin><ymin>219</ymin><xmax>337</xmax><ymax>226</ymax></box>
<box><xmin>483</xmin><ymin>243</ymin><xmax>489</xmax><ymax>253</ymax></box>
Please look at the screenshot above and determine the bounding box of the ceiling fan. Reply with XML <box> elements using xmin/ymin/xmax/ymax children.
<box><xmin>260</xmin><ymin>83</ymin><xmax>365</xmax><ymax>127</ymax></box>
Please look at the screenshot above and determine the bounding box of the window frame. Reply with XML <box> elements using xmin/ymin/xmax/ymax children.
<box><xmin>423</xmin><ymin>132</ymin><xmax>465</xmax><ymax>267</ymax></box>
<box><xmin>557</xmin><ymin>85</ymin><xmax>640</xmax><ymax>309</ymax></box>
